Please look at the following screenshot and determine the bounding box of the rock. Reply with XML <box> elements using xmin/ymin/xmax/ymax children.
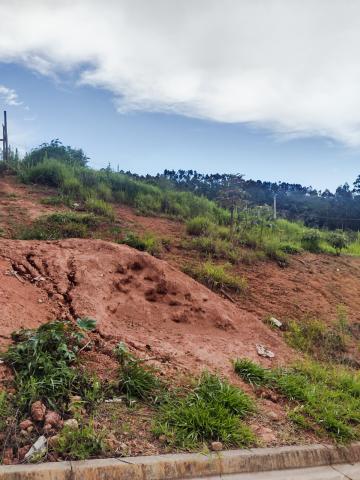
<box><xmin>63</xmin><ymin>418</ymin><xmax>78</xmax><ymax>430</ymax></box>
<box><xmin>256</xmin><ymin>426</ymin><xmax>276</xmax><ymax>443</ymax></box>
<box><xmin>43</xmin><ymin>423</ymin><xmax>54</xmax><ymax>435</ymax></box>
<box><xmin>269</xmin><ymin>317</ymin><xmax>282</xmax><ymax>328</ymax></box>
<box><xmin>268</xmin><ymin>411</ymin><xmax>280</xmax><ymax>421</ymax></box>
<box><xmin>256</xmin><ymin>344</ymin><xmax>275</xmax><ymax>358</ymax></box>
<box><xmin>210</xmin><ymin>441</ymin><xmax>223</xmax><ymax>451</ymax></box>
<box><xmin>31</xmin><ymin>401</ymin><xmax>46</xmax><ymax>422</ymax></box>
<box><xmin>25</xmin><ymin>435</ymin><xmax>47</xmax><ymax>461</ymax></box>
<box><xmin>3</xmin><ymin>447</ymin><xmax>14</xmax><ymax>465</ymax></box>
<box><xmin>19</xmin><ymin>419</ymin><xmax>33</xmax><ymax>430</ymax></box>
<box><xmin>44</xmin><ymin>411</ymin><xmax>62</xmax><ymax>428</ymax></box>
<box><xmin>17</xmin><ymin>445</ymin><xmax>31</xmax><ymax>461</ymax></box>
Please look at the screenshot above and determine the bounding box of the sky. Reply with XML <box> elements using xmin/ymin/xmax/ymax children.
<box><xmin>1</xmin><ymin>1</ymin><xmax>360</xmax><ymax>191</ymax></box>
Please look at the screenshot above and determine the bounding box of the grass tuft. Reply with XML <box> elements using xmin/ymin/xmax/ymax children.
<box><xmin>153</xmin><ymin>372</ymin><xmax>255</xmax><ymax>449</ymax></box>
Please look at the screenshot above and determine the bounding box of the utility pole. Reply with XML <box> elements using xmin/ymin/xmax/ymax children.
<box><xmin>1</xmin><ymin>111</ymin><xmax>9</xmax><ymax>162</ymax></box>
<box><xmin>273</xmin><ymin>193</ymin><xmax>277</xmax><ymax>220</ymax></box>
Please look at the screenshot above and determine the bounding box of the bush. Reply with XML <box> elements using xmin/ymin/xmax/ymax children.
<box><xmin>327</xmin><ymin>231</ymin><xmax>348</xmax><ymax>255</ymax></box>
<box><xmin>301</xmin><ymin>230</ymin><xmax>322</xmax><ymax>252</ymax></box>
<box><xmin>183</xmin><ymin>261</ymin><xmax>247</xmax><ymax>293</ymax></box>
<box><xmin>234</xmin><ymin>359</ymin><xmax>271</xmax><ymax>387</ymax></box>
<box><xmin>186</xmin><ymin>216</ymin><xmax>213</xmax><ymax>236</ymax></box>
<box><xmin>154</xmin><ymin>372</ymin><xmax>255</xmax><ymax>449</ymax></box>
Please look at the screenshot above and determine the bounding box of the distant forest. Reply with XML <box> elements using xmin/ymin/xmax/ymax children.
<box><xmin>125</xmin><ymin>169</ymin><xmax>360</xmax><ymax>231</ymax></box>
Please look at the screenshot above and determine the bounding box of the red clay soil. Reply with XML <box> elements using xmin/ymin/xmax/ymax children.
<box><xmin>0</xmin><ymin>239</ymin><xmax>293</xmax><ymax>376</ymax></box>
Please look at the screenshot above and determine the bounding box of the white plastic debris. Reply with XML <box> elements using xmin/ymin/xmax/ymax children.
<box><xmin>25</xmin><ymin>435</ymin><xmax>47</xmax><ymax>461</ymax></box>
<box><xmin>256</xmin><ymin>344</ymin><xmax>275</xmax><ymax>358</ymax></box>
<box><xmin>105</xmin><ymin>398</ymin><xmax>123</xmax><ymax>403</ymax></box>
<box><xmin>269</xmin><ymin>317</ymin><xmax>282</xmax><ymax>328</ymax></box>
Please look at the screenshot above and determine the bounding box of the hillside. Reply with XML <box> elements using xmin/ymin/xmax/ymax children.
<box><xmin>1</xmin><ymin>172</ymin><xmax>360</xmax><ymax>463</ymax></box>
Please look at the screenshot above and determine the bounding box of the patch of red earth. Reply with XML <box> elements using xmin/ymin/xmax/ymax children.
<box><xmin>0</xmin><ymin>239</ymin><xmax>293</xmax><ymax>378</ymax></box>
<box><xmin>0</xmin><ymin>176</ymin><xmax>65</xmax><ymax>236</ymax></box>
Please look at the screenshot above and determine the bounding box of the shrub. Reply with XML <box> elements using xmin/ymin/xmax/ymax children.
<box><xmin>327</xmin><ymin>231</ymin><xmax>348</xmax><ymax>255</ymax></box>
<box><xmin>154</xmin><ymin>372</ymin><xmax>255</xmax><ymax>449</ymax></box>
<box><xmin>301</xmin><ymin>230</ymin><xmax>322</xmax><ymax>252</ymax></box>
<box><xmin>184</xmin><ymin>261</ymin><xmax>247</xmax><ymax>293</ymax></box>
<box><xmin>186</xmin><ymin>216</ymin><xmax>212</xmax><ymax>236</ymax></box>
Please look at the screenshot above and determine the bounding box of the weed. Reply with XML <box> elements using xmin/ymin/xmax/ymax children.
<box><xmin>115</xmin><ymin>342</ymin><xmax>161</xmax><ymax>402</ymax></box>
<box><xmin>55</xmin><ymin>420</ymin><xmax>105</xmax><ymax>460</ymax></box>
<box><xmin>18</xmin><ymin>212</ymin><xmax>101</xmax><ymax>240</ymax></box>
<box><xmin>183</xmin><ymin>261</ymin><xmax>247</xmax><ymax>293</ymax></box>
<box><xmin>4</xmin><ymin>319</ymin><xmax>102</xmax><ymax>414</ymax></box>
<box><xmin>84</xmin><ymin>197</ymin><xmax>115</xmax><ymax>219</ymax></box>
<box><xmin>233</xmin><ymin>358</ymin><xmax>271</xmax><ymax>387</ymax></box>
<box><xmin>235</xmin><ymin>358</ymin><xmax>360</xmax><ymax>442</ymax></box>
<box><xmin>186</xmin><ymin>216</ymin><xmax>213</xmax><ymax>236</ymax></box>
<box><xmin>284</xmin><ymin>317</ymin><xmax>348</xmax><ymax>362</ymax></box>
<box><xmin>154</xmin><ymin>372</ymin><xmax>255</xmax><ymax>449</ymax></box>
<box><xmin>120</xmin><ymin>231</ymin><xmax>161</xmax><ymax>256</ymax></box>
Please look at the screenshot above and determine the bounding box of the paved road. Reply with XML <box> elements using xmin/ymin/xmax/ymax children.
<box><xmin>190</xmin><ymin>463</ymin><xmax>360</xmax><ymax>479</ymax></box>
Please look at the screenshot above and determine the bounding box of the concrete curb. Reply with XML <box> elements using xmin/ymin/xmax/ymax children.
<box><xmin>1</xmin><ymin>443</ymin><xmax>360</xmax><ymax>479</ymax></box>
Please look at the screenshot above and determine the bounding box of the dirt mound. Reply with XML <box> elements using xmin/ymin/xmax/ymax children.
<box><xmin>0</xmin><ymin>238</ymin><xmax>292</xmax><ymax>376</ymax></box>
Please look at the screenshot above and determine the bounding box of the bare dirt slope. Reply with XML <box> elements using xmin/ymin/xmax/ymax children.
<box><xmin>0</xmin><ymin>239</ymin><xmax>293</xmax><ymax>377</ymax></box>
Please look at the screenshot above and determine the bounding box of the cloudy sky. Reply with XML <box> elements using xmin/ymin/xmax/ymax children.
<box><xmin>1</xmin><ymin>0</ymin><xmax>360</xmax><ymax>190</ymax></box>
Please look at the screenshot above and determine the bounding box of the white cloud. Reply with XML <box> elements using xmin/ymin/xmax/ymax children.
<box><xmin>1</xmin><ymin>0</ymin><xmax>360</xmax><ymax>144</ymax></box>
<box><xmin>0</xmin><ymin>85</ymin><xmax>22</xmax><ymax>106</ymax></box>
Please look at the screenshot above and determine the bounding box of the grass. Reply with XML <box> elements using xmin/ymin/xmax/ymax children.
<box><xmin>84</xmin><ymin>197</ymin><xmax>115</xmax><ymax>219</ymax></box>
<box><xmin>17</xmin><ymin>212</ymin><xmax>102</xmax><ymax>240</ymax></box>
<box><xmin>120</xmin><ymin>231</ymin><xmax>162</xmax><ymax>256</ymax></box>
<box><xmin>153</xmin><ymin>372</ymin><xmax>255</xmax><ymax>449</ymax></box>
<box><xmin>186</xmin><ymin>216</ymin><xmax>212</xmax><ymax>236</ymax></box>
<box><xmin>115</xmin><ymin>342</ymin><xmax>162</xmax><ymax>402</ymax></box>
<box><xmin>284</xmin><ymin>307</ymin><xmax>350</xmax><ymax>363</ymax></box>
<box><xmin>3</xmin><ymin>319</ymin><xmax>101</xmax><ymax>414</ymax></box>
<box><xmin>55</xmin><ymin>420</ymin><xmax>106</xmax><ymax>460</ymax></box>
<box><xmin>234</xmin><ymin>358</ymin><xmax>360</xmax><ymax>442</ymax></box>
<box><xmin>183</xmin><ymin>261</ymin><xmax>247</xmax><ymax>293</ymax></box>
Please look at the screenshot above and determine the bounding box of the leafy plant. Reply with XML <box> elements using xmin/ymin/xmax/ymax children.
<box><xmin>327</xmin><ymin>231</ymin><xmax>348</xmax><ymax>255</ymax></box>
<box><xmin>4</xmin><ymin>320</ymin><xmax>102</xmax><ymax>413</ymax></box>
<box><xmin>301</xmin><ymin>230</ymin><xmax>322</xmax><ymax>253</ymax></box>
<box><xmin>55</xmin><ymin>420</ymin><xmax>105</xmax><ymax>460</ymax></box>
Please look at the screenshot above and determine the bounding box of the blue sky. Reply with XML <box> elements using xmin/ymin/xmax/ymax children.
<box><xmin>1</xmin><ymin>1</ymin><xmax>360</xmax><ymax>192</ymax></box>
